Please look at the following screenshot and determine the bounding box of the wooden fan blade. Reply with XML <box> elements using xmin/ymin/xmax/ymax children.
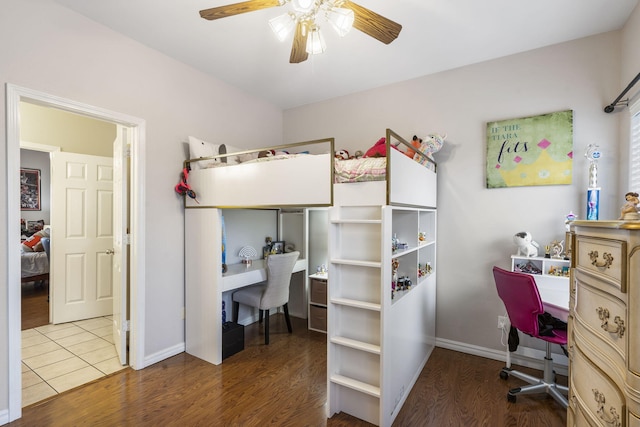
<box><xmin>200</xmin><ymin>0</ymin><xmax>281</xmax><ymax>21</ymax></box>
<box><xmin>289</xmin><ymin>21</ymin><xmax>309</xmax><ymax>64</ymax></box>
<box><xmin>343</xmin><ymin>1</ymin><xmax>402</xmax><ymax>44</ymax></box>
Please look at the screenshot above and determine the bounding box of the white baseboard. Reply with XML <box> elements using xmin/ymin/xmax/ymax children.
<box><xmin>0</xmin><ymin>409</ymin><xmax>9</xmax><ymax>426</ymax></box>
<box><xmin>142</xmin><ymin>342</ymin><xmax>186</xmax><ymax>368</ymax></box>
<box><xmin>435</xmin><ymin>338</ymin><xmax>568</xmax><ymax>376</ymax></box>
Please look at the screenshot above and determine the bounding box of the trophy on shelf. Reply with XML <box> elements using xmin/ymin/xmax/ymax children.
<box><xmin>585</xmin><ymin>144</ymin><xmax>602</xmax><ymax>220</ymax></box>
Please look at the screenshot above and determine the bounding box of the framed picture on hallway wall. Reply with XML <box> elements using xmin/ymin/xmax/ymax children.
<box><xmin>20</xmin><ymin>168</ymin><xmax>41</xmax><ymax>211</ymax></box>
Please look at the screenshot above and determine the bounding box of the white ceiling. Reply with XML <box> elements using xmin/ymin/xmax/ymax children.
<box><xmin>53</xmin><ymin>0</ymin><xmax>638</xmax><ymax>109</ymax></box>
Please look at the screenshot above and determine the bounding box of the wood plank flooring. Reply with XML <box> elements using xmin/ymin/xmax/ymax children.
<box><xmin>21</xmin><ymin>282</ymin><xmax>49</xmax><ymax>330</ymax></box>
<box><xmin>10</xmin><ymin>315</ymin><xmax>567</xmax><ymax>426</ymax></box>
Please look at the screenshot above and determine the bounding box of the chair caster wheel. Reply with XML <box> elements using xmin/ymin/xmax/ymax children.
<box><xmin>499</xmin><ymin>370</ymin><xmax>509</xmax><ymax>380</ymax></box>
<box><xmin>507</xmin><ymin>393</ymin><xmax>517</xmax><ymax>403</ymax></box>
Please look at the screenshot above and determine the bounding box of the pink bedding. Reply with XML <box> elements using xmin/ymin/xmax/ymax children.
<box><xmin>334</xmin><ymin>157</ymin><xmax>387</xmax><ymax>183</ymax></box>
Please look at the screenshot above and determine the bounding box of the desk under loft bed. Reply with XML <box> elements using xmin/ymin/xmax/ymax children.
<box><xmin>182</xmin><ymin>129</ymin><xmax>438</xmax><ymax>427</ymax></box>
<box><xmin>183</xmin><ymin>137</ymin><xmax>334</xmax><ymax>365</ymax></box>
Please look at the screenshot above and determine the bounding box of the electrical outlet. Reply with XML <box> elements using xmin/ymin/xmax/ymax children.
<box><xmin>497</xmin><ymin>315</ymin><xmax>508</xmax><ymax>329</ymax></box>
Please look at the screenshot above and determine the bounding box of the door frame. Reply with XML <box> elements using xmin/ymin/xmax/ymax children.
<box><xmin>6</xmin><ymin>83</ymin><xmax>147</xmax><ymax>420</ymax></box>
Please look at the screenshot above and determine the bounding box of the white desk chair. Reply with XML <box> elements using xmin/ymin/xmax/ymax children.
<box><xmin>232</xmin><ymin>251</ymin><xmax>299</xmax><ymax>345</ymax></box>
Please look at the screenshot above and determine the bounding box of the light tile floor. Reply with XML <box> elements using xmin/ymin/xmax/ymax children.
<box><xmin>21</xmin><ymin>316</ymin><xmax>127</xmax><ymax>407</ymax></box>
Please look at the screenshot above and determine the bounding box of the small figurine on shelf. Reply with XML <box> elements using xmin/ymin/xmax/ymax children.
<box><xmin>565</xmin><ymin>211</ymin><xmax>577</xmax><ymax>232</ymax></box>
<box><xmin>619</xmin><ymin>191</ymin><xmax>640</xmax><ymax>220</ymax></box>
<box><xmin>391</xmin><ymin>258</ymin><xmax>399</xmax><ymax>298</ymax></box>
<box><xmin>392</xmin><ymin>233</ymin><xmax>398</xmax><ymax>252</ymax></box>
<box><xmin>418</xmin><ymin>232</ymin><xmax>427</xmax><ymax>243</ymax></box>
<box><xmin>544</xmin><ymin>245</ymin><xmax>551</xmax><ymax>258</ymax></box>
<box><xmin>550</xmin><ymin>240</ymin><xmax>564</xmax><ymax>259</ymax></box>
<box><xmin>418</xmin><ymin>262</ymin><xmax>433</xmax><ymax>278</ymax></box>
<box><xmin>397</xmin><ymin>276</ymin><xmax>412</xmax><ymax>291</ymax></box>
<box><xmin>263</xmin><ymin>236</ymin><xmax>273</xmax><ymax>259</ymax></box>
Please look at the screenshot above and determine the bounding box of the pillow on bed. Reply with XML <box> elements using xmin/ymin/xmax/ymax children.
<box><xmin>21</xmin><ymin>228</ymin><xmax>49</xmax><ymax>252</ymax></box>
<box><xmin>22</xmin><ymin>234</ymin><xmax>41</xmax><ymax>252</ymax></box>
<box><xmin>219</xmin><ymin>144</ymin><xmax>241</xmax><ymax>165</ymax></box>
<box><xmin>188</xmin><ymin>136</ymin><xmax>243</xmax><ymax>167</ymax></box>
<box><xmin>188</xmin><ymin>136</ymin><xmax>223</xmax><ymax>169</ymax></box>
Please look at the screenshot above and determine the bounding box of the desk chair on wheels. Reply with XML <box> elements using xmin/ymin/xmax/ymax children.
<box><xmin>233</xmin><ymin>251</ymin><xmax>299</xmax><ymax>345</ymax></box>
<box><xmin>492</xmin><ymin>266</ymin><xmax>569</xmax><ymax>408</ymax></box>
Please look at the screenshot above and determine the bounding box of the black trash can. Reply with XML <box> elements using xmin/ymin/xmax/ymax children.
<box><xmin>222</xmin><ymin>321</ymin><xmax>244</xmax><ymax>360</ymax></box>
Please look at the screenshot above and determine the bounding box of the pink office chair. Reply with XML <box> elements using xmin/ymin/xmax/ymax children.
<box><xmin>492</xmin><ymin>266</ymin><xmax>569</xmax><ymax>408</ymax></box>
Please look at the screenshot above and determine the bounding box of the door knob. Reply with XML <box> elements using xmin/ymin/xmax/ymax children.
<box><xmin>106</xmin><ymin>249</ymin><xmax>115</xmax><ymax>255</ymax></box>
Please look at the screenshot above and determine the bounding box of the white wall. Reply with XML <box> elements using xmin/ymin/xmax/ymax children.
<box><xmin>0</xmin><ymin>0</ymin><xmax>283</xmax><ymax>418</ymax></box>
<box><xmin>283</xmin><ymin>30</ymin><xmax>630</xmax><ymax>354</ymax></box>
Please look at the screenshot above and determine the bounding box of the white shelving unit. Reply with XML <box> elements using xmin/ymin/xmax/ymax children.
<box><xmin>327</xmin><ymin>205</ymin><xmax>436</xmax><ymax>426</ymax></box>
<box><xmin>308</xmin><ymin>274</ymin><xmax>328</xmax><ymax>333</ymax></box>
<box><xmin>510</xmin><ymin>255</ymin><xmax>570</xmax><ymax>309</ymax></box>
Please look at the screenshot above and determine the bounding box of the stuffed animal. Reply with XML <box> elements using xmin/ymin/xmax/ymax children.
<box><xmin>335</xmin><ymin>149</ymin><xmax>350</xmax><ymax>160</ymax></box>
<box><xmin>513</xmin><ymin>231</ymin><xmax>539</xmax><ymax>257</ymax></box>
<box><xmin>258</xmin><ymin>149</ymin><xmax>275</xmax><ymax>158</ymax></box>
<box><xmin>363</xmin><ymin>137</ymin><xmax>401</xmax><ymax>158</ymax></box>
<box><xmin>414</xmin><ymin>133</ymin><xmax>446</xmax><ymax>165</ymax></box>
<box><xmin>404</xmin><ymin>135</ymin><xmax>423</xmax><ymax>158</ymax></box>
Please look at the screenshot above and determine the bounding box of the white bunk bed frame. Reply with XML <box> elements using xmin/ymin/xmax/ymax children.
<box><xmin>328</xmin><ymin>129</ymin><xmax>438</xmax><ymax>427</ymax></box>
<box><xmin>183</xmin><ymin>130</ymin><xmax>437</xmax><ymax>426</ymax></box>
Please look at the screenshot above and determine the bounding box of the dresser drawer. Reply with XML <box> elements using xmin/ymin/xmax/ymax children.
<box><xmin>571</xmin><ymin>345</ymin><xmax>625</xmax><ymax>427</ymax></box>
<box><xmin>568</xmin><ymin>399</ymin><xmax>595</xmax><ymax>427</ymax></box>
<box><xmin>574</xmin><ymin>270</ymin><xmax>626</xmax><ymax>361</ymax></box>
<box><xmin>631</xmin><ymin>410</ymin><xmax>640</xmax><ymax>427</ymax></box>
<box><xmin>575</xmin><ymin>235</ymin><xmax>626</xmax><ymax>292</ymax></box>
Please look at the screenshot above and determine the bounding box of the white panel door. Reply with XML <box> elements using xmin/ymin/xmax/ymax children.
<box><xmin>51</xmin><ymin>152</ymin><xmax>114</xmax><ymax>324</ymax></box>
<box><xmin>112</xmin><ymin>125</ymin><xmax>128</xmax><ymax>365</ymax></box>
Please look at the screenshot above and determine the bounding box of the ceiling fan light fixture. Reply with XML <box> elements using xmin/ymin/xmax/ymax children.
<box><xmin>291</xmin><ymin>0</ymin><xmax>315</xmax><ymax>13</ymax></box>
<box><xmin>269</xmin><ymin>12</ymin><xmax>296</xmax><ymax>41</ymax></box>
<box><xmin>305</xmin><ymin>26</ymin><xmax>326</xmax><ymax>55</ymax></box>
<box><xmin>327</xmin><ymin>7</ymin><xmax>354</xmax><ymax>37</ymax></box>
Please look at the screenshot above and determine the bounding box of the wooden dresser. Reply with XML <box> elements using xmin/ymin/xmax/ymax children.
<box><xmin>568</xmin><ymin>221</ymin><xmax>640</xmax><ymax>426</ymax></box>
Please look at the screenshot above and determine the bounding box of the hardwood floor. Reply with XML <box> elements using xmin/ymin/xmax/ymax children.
<box><xmin>10</xmin><ymin>315</ymin><xmax>567</xmax><ymax>426</ymax></box>
<box><xmin>21</xmin><ymin>281</ymin><xmax>49</xmax><ymax>330</ymax></box>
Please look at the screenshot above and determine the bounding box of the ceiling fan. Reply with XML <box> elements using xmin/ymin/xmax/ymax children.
<box><xmin>199</xmin><ymin>0</ymin><xmax>402</xmax><ymax>64</ymax></box>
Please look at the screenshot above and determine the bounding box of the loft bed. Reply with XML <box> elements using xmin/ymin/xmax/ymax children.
<box><xmin>182</xmin><ymin>130</ymin><xmax>438</xmax><ymax>374</ymax></box>
<box><xmin>333</xmin><ymin>129</ymin><xmax>437</xmax><ymax>208</ymax></box>
<box><xmin>183</xmin><ymin>137</ymin><xmax>335</xmax><ymax>208</ymax></box>
<box><xmin>182</xmin><ymin>129</ymin><xmax>437</xmax><ymax>210</ymax></box>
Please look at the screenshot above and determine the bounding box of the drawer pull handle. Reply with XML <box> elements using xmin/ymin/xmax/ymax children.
<box><xmin>588</xmin><ymin>250</ymin><xmax>614</xmax><ymax>269</ymax></box>
<box><xmin>568</xmin><ymin>344</ymin><xmax>574</xmax><ymax>359</ymax></box>
<box><xmin>595</xmin><ymin>307</ymin><xmax>626</xmax><ymax>338</ymax></box>
<box><xmin>592</xmin><ymin>389</ymin><xmax>621</xmax><ymax>427</ymax></box>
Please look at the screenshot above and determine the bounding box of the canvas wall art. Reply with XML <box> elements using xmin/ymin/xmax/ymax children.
<box><xmin>486</xmin><ymin>110</ymin><xmax>574</xmax><ymax>188</ymax></box>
